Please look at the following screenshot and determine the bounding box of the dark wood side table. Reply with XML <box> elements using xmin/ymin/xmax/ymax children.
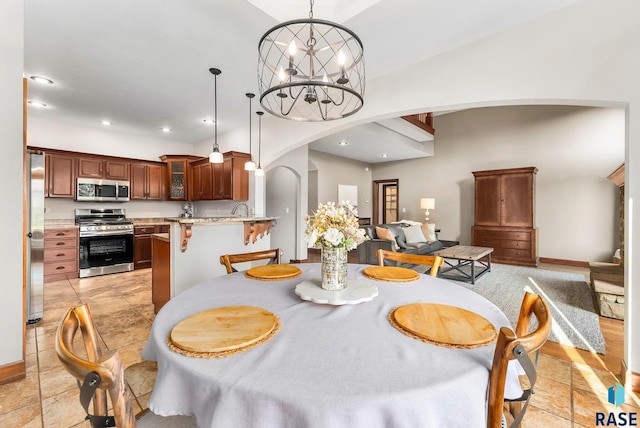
<box><xmin>439</xmin><ymin>240</ymin><xmax>460</xmax><ymax>249</ymax></box>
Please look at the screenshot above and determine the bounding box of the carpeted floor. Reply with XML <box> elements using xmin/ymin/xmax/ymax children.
<box><xmin>447</xmin><ymin>263</ymin><xmax>606</xmax><ymax>354</ymax></box>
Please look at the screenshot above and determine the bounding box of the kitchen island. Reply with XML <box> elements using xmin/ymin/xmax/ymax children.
<box><xmin>151</xmin><ymin>217</ymin><xmax>276</xmax><ymax>312</ymax></box>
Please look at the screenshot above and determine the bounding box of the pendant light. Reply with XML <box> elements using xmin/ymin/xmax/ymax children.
<box><xmin>255</xmin><ymin>111</ymin><xmax>264</xmax><ymax>176</ymax></box>
<box><xmin>244</xmin><ymin>93</ymin><xmax>257</xmax><ymax>171</ymax></box>
<box><xmin>208</xmin><ymin>68</ymin><xmax>224</xmax><ymax>163</ymax></box>
<box><xmin>257</xmin><ymin>0</ymin><xmax>365</xmax><ymax>121</ymax></box>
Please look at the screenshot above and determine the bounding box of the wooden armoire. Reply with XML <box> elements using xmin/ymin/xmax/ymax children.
<box><xmin>471</xmin><ymin>167</ymin><xmax>538</xmax><ymax>267</ymax></box>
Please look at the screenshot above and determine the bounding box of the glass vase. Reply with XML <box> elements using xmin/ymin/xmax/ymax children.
<box><xmin>321</xmin><ymin>247</ymin><xmax>348</xmax><ymax>290</ymax></box>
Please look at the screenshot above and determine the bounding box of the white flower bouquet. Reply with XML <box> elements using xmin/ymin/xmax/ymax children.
<box><xmin>305</xmin><ymin>201</ymin><xmax>368</xmax><ymax>251</ymax></box>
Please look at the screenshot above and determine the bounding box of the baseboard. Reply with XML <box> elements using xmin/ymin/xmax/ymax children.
<box><xmin>0</xmin><ymin>360</ymin><xmax>26</xmax><ymax>386</ymax></box>
<box><xmin>539</xmin><ymin>257</ymin><xmax>589</xmax><ymax>268</ymax></box>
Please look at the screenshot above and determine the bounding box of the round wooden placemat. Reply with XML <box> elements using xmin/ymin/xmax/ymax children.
<box><xmin>389</xmin><ymin>303</ymin><xmax>497</xmax><ymax>348</ymax></box>
<box><xmin>363</xmin><ymin>266</ymin><xmax>420</xmax><ymax>282</ymax></box>
<box><xmin>168</xmin><ymin>306</ymin><xmax>279</xmax><ymax>358</ymax></box>
<box><xmin>245</xmin><ymin>264</ymin><xmax>302</xmax><ymax>281</ymax></box>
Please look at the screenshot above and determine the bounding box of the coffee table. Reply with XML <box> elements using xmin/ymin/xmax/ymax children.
<box><xmin>434</xmin><ymin>245</ymin><xmax>493</xmax><ymax>284</ymax></box>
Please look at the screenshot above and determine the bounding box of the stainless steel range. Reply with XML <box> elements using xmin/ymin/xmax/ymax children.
<box><xmin>75</xmin><ymin>208</ymin><xmax>134</xmax><ymax>278</ymax></box>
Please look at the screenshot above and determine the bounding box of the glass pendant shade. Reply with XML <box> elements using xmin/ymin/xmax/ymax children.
<box><xmin>255</xmin><ymin>166</ymin><xmax>264</xmax><ymax>176</ymax></box>
<box><xmin>244</xmin><ymin>160</ymin><xmax>257</xmax><ymax>171</ymax></box>
<box><xmin>257</xmin><ymin>1</ymin><xmax>365</xmax><ymax>121</ymax></box>
<box><xmin>209</xmin><ymin>149</ymin><xmax>223</xmax><ymax>163</ymax></box>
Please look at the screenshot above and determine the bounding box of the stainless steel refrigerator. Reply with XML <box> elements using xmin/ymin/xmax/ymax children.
<box><xmin>27</xmin><ymin>152</ymin><xmax>45</xmax><ymax>323</ymax></box>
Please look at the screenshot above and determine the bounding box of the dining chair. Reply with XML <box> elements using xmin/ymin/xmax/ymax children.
<box><xmin>486</xmin><ymin>291</ymin><xmax>552</xmax><ymax>428</ymax></box>
<box><xmin>55</xmin><ymin>303</ymin><xmax>196</xmax><ymax>428</ymax></box>
<box><xmin>375</xmin><ymin>249</ymin><xmax>444</xmax><ymax>277</ymax></box>
<box><xmin>220</xmin><ymin>248</ymin><xmax>281</xmax><ymax>274</ymax></box>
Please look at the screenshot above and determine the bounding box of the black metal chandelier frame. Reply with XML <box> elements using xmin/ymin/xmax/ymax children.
<box><xmin>257</xmin><ymin>4</ymin><xmax>365</xmax><ymax>122</ymax></box>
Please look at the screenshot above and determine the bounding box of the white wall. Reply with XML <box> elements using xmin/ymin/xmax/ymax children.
<box><xmin>372</xmin><ymin>105</ymin><xmax>625</xmax><ymax>262</ymax></box>
<box><xmin>1</xmin><ymin>0</ymin><xmax>25</xmax><ymax>366</ymax></box>
<box><xmin>308</xmin><ymin>150</ymin><xmax>373</xmax><ymax>218</ymax></box>
<box><xmin>266</xmin><ymin>167</ymin><xmax>298</xmax><ymax>262</ymax></box>
<box><xmin>29</xmin><ymin>116</ymin><xmax>194</xmax><ymax>161</ymax></box>
<box><xmin>266</xmin><ymin>146</ymin><xmax>308</xmax><ymax>261</ymax></box>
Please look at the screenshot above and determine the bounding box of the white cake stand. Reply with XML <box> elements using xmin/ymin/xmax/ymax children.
<box><xmin>295</xmin><ymin>279</ymin><xmax>378</xmax><ymax>305</ymax></box>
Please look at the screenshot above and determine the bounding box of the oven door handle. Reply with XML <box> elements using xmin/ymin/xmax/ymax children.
<box><xmin>80</xmin><ymin>229</ymin><xmax>134</xmax><ymax>238</ymax></box>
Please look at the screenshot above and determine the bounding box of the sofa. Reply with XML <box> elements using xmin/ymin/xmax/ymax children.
<box><xmin>357</xmin><ymin>222</ymin><xmax>443</xmax><ymax>268</ymax></box>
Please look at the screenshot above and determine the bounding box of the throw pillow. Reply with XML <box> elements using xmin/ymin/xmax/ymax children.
<box><xmin>402</xmin><ymin>224</ymin><xmax>427</xmax><ymax>244</ymax></box>
<box><xmin>421</xmin><ymin>223</ymin><xmax>437</xmax><ymax>243</ymax></box>
<box><xmin>375</xmin><ymin>226</ymin><xmax>397</xmax><ymax>250</ymax></box>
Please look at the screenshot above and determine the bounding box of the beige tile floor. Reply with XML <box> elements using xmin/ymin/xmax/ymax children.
<box><xmin>0</xmin><ymin>267</ymin><xmax>638</xmax><ymax>427</ymax></box>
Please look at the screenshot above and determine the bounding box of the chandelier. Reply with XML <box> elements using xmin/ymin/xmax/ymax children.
<box><xmin>257</xmin><ymin>0</ymin><xmax>365</xmax><ymax>121</ymax></box>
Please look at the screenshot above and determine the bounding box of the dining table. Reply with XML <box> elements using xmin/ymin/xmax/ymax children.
<box><xmin>141</xmin><ymin>263</ymin><xmax>524</xmax><ymax>428</ymax></box>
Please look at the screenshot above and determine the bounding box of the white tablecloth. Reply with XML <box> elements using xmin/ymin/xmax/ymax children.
<box><xmin>142</xmin><ymin>264</ymin><xmax>523</xmax><ymax>428</ymax></box>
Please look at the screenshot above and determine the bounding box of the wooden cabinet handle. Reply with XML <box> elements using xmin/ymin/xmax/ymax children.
<box><xmin>56</xmin><ymin>242</ymin><xmax>65</xmax><ymax>246</ymax></box>
<box><xmin>56</xmin><ymin>253</ymin><xmax>65</xmax><ymax>257</ymax></box>
<box><xmin>56</xmin><ymin>266</ymin><xmax>65</xmax><ymax>270</ymax></box>
<box><xmin>56</xmin><ymin>232</ymin><xmax>65</xmax><ymax>236</ymax></box>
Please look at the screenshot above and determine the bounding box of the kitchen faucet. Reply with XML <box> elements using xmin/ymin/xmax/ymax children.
<box><xmin>231</xmin><ymin>203</ymin><xmax>249</xmax><ymax>217</ymax></box>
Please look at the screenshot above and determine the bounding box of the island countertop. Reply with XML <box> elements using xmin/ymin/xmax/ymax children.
<box><xmin>164</xmin><ymin>216</ymin><xmax>277</xmax><ymax>251</ymax></box>
<box><xmin>164</xmin><ymin>216</ymin><xmax>277</xmax><ymax>224</ymax></box>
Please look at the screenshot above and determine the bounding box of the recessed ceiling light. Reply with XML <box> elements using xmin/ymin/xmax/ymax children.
<box><xmin>203</xmin><ymin>119</ymin><xmax>215</xmax><ymax>125</ymax></box>
<box><xmin>338</xmin><ymin>140</ymin><xmax>348</xmax><ymax>145</ymax></box>
<box><xmin>381</xmin><ymin>153</ymin><xmax>389</xmax><ymax>158</ymax></box>
<box><xmin>101</xmin><ymin>120</ymin><xmax>112</xmax><ymax>126</ymax></box>
<box><xmin>30</xmin><ymin>76</ymin><xmax>54</xmax><ymax>85</ymax></box>
<box><xmin>27</xmin><ymin>100</ymin><xmax>47</xmax><ymax>108</ymax></box>
<box><xmin>161</xmin><ymin>127</ymin><xmax>171</xmax><ymax>133</ymax></box>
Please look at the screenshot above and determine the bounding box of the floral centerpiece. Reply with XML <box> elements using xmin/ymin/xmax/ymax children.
<box><xmin>305</xmin><ymin>201</ymin><xmax>368</xmax><ymax>290</ymax></box>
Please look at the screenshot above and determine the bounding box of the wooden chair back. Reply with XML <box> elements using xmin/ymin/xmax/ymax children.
<box><xmin>219</xmin><ymin>248</ymin><xmax>281</xmax><ymax>274</ymax></box>
<box><xmin>376</xmin><ymin>249</ymin><xmax>444</xmax><ymax>277</ymax></box>
<box><xmin>55</xmin><ymin>304</ymin><xmax>136</xmax><ymax>427</ymax></box>
<box><xmin>486</xmin><ymin>292</ymin><xmax>552</xmax><ymax>428</ymax></box>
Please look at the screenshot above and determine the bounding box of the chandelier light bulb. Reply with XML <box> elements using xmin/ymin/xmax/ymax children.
<box><xmin>288</xmin><ymin>40</ymin><xmax>297</xmax><ymax>56</ymax></box>
<box><xmin>278</xmin><ymin>67</ymin><xmax>286</xmax><ymax>83</ymax></box>
<box><xmin>338</xmin><ymin>50</ymin><xmax>346</xmax><ymax>66</ymax></box>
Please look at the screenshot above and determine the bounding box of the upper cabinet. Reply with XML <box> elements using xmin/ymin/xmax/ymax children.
<box><xmin>189</xmin><ymin>158</ymin><xmax>215</xmax><ymax>201</ymax></box>
<box><xmin>46</xmin><ymin>152</ymin><xmax>76</xmax><ymax>198</ymax></box>
<box><xmin>130</xmin><ymin>162</ymin><xmax>166</xmax><ymax>200</ymax></box>
<box><xmin>77</xmin><ymin>156</ymin><xmax>130</xmax><ymax>181</ymax></box>
<box><xmin>160</xmin><ymin>155</ymin><xmax>201</xmax><ymax>201</ymax></box>
<box><xmin>219</xmin><ymin>152</ymin><xmax>250</xmax><ymax>201</ymax></box>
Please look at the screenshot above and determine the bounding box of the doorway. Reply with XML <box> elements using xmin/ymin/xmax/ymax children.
<box><xmin>372</xmin><ymin>179</ymin><xmax>399</xmax><ymax>224</ymax></box>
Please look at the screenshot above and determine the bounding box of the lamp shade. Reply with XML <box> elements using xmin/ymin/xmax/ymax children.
<box><xmin>420</xmin><ymin>198</ymin><xmax>435</xmax><ymax>210</ymax></box>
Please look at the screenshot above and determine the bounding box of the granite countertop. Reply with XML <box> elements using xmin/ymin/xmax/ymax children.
<box><xmin>44</xmin><ymin>220</ymin><xmax>77</xmax><ymax>229</ymax></box>
<box><xmin>151</xmin><ymin>232</ymin><xmax>170</xmax><ymax>242</ymax></box>
<box><xmin>131</xmin><ymin>218</ymin><xmax>172</xmax><ymax>226</ymax></box>
<box><xmin>164</xmin><ymin>216</ymin><xmax>277</xmax><ymax>224</ymax></box>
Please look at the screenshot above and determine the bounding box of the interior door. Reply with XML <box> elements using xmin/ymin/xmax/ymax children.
<box><xmin>372</xmin><ymin>179</ymin><xmax>399</xmax><ymax>224</ymax></box>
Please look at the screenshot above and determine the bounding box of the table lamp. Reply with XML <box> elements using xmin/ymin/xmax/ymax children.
<box><xmin>420</xmin><ymin>198</ymin><xmax>435</xmax><ymax>223</ymax></box>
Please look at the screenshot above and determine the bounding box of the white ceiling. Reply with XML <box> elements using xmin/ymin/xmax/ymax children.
<box><xmin>24</xmin><ymin>0</ymin><xmax>577</xmax><ymax>162</ymax></box>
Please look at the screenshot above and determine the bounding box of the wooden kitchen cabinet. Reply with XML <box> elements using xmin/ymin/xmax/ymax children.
<box><xmin>134</xmin><ymin>224</ymin><xmax>170</xmax><ymax>269</ymax></box>
<box><xmin>130</xmin><ymin>162</ymin><xmax>166</xmax><ymax>200</ymax></box>
<box><xmin>45</xmin><ymin>153</ymin><xmax>76</xmax><ymax>198</ymax></box>
<box><xmin>189</xmin><ymin>158</ymin><xmax>214</xmax><ymax>201</ymax></box>
<box><xmin>44</xmin><ymin>227</ymin><xmax>79</xmax><ymax>282</ymax></box>
<box><xmin>219</xmin><ymin>151</ymin><xmax>250</xmax><ymax>200</ymax></box>
<box><xmin>471</xmin><ymin>167</ymin><xmax>538</xmax><ymax>267</ymax></box>
<box><xmin>161</xmin><ymin>155</ymin><xmax>201</xmax><ymax>201</ymax></box>
<box><xmin>151</xmin><ymin>234</ymin><xmax>170</xmax><ymax>313</ymax></box>
<box><xmin>77</xmin><ymin>156</ymin><xmax>130</xmax><ymax>181</ymax></box>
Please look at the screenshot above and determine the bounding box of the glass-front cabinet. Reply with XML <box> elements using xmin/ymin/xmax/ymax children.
<box><xmin>160</xmin><ymin>155</ymin><xmax>200</xmax><ymax>201</ymax></box>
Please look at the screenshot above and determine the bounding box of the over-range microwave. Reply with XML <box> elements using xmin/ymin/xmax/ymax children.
<box><xmin>76</xmin><ymin>178</ymin><xmax>130</xmax><ymax>202</ymax></box>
